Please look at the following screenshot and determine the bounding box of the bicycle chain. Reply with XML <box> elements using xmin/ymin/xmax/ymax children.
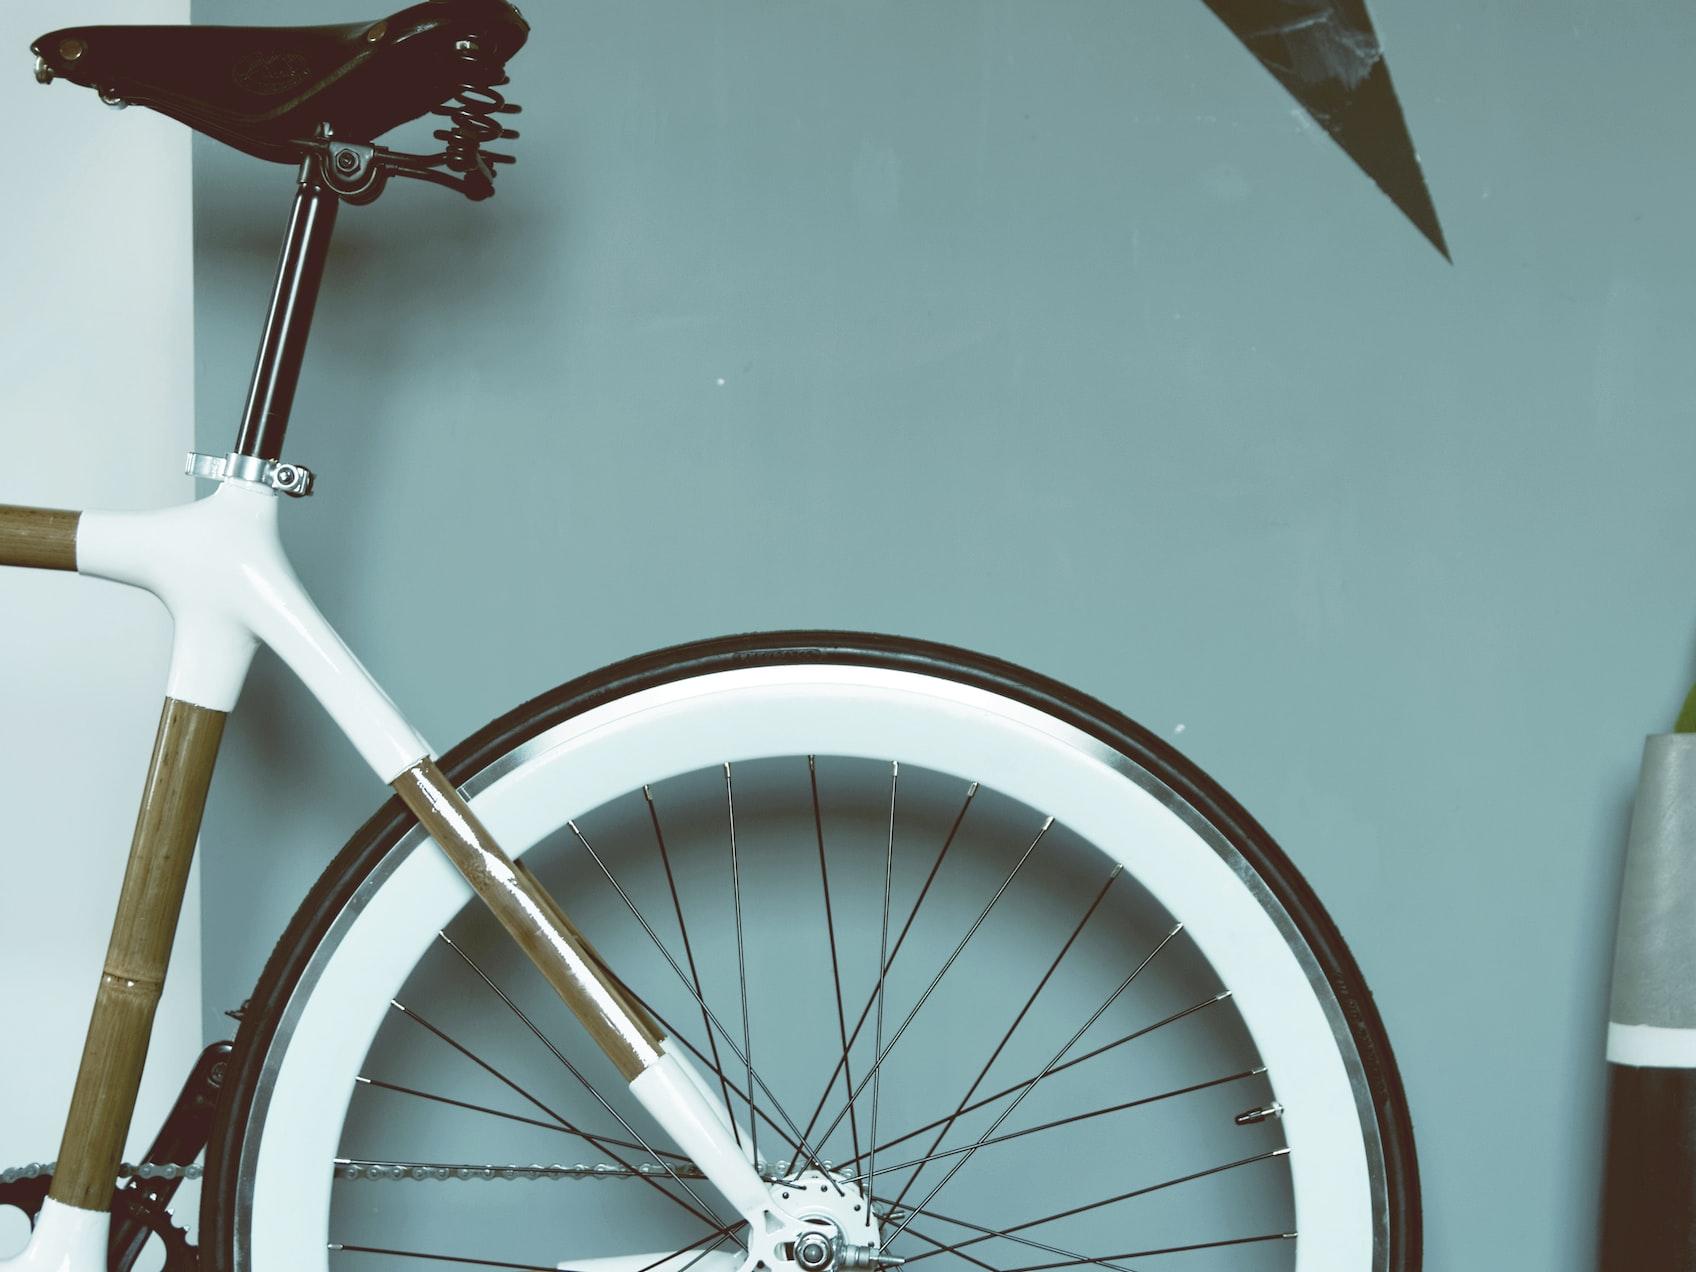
<box><xmin>2</xmin><ymin>1159</ymin><xmax>807</xmax><ymax>1184</ymax></box>
<box><xmin>1</xmin><ymin>1161</ymin><xmax>203</xmax><ymax>1184</ymax></box>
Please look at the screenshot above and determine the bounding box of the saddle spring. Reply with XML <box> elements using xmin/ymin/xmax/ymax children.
<box><xmin>433</xmin><ymin>42</ymin><xmax>522</xmax><ymax>200</ymax></box>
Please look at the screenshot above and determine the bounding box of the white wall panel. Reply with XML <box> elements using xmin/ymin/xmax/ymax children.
<box><xmin>0</xmin><ymin>0</ymin><xmax>200</xmax><ymax>1205</ymax></box>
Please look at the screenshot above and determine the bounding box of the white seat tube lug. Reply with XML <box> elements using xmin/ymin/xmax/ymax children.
<box><xmin>75</xmin><ymin>483</ymin><xmax>430</xmax><ymax>780</ymax></box>
<box><xmin>0</xmin><ymin>1199</ymin><xmax>109</xmax><ymax>1272</ymax></box>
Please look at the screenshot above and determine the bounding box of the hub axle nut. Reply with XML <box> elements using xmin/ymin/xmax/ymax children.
<box><xmin>794</xmin><ymin>1232</ymin><xmax>836</xmax><ymax>1272</ymax></box>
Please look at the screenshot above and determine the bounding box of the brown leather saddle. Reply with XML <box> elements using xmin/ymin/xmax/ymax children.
<box><xmin>32</xmin><ymin>0</ymin><xmax>528</xmax><ymax>165</ymax></box>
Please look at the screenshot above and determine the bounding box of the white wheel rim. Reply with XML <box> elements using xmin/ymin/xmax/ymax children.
<box><xmin>241</xmin><ymin>664</ymin><xmax>1378</xmax><ymax>1270</ymax></box>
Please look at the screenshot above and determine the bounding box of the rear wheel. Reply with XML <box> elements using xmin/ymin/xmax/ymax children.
<box><xmin>203</xmin><ymin>632</ymin><xmax>1419</xmax><ymax>1271</ymax></box>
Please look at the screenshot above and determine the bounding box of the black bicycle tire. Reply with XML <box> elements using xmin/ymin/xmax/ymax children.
<box><xmin>201</xmin><ymin>629</ymin><xmax>1421</xmax><ymax>1270</ymax></box>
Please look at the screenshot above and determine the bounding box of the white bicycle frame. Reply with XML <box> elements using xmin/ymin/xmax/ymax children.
<box><xmin>2</xmin><ymin>475</ymin><xmax>793</xmax><ymax>1272</ymax></box>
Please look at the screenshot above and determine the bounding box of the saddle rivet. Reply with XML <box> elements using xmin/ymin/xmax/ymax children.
<box><xmin>365</xmin><ymin>21</ymin><xmax>387</xmax><ymax>43</ymax></box>
<box><xmin>58</xmin><ymin>37</ymin><xmax>86</xmax><ymax>62</ymax></box>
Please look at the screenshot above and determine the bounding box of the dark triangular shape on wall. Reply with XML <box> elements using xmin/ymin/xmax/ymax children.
<box><xmin>1198</xmin><ymin>0</ymin><xmax>1449</xmax><ymax>259</ymax></box>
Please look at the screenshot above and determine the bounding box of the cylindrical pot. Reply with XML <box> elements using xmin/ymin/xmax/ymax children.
<box><xmin>1602</xmin><ymin>732</ymin><xmax>1696</xmax><ymax>1267</ymax></box>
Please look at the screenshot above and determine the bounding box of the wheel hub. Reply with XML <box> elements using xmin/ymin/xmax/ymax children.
<box><xmin>766</xmin><ymin>1170</ymin><xmax>892</xmax><ymax>1272</ymax></box>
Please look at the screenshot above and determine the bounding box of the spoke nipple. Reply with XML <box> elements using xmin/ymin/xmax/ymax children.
<box><xmin>1108</xmin><ymin>863</ymin><xmax>1125</xmax><ymax>879</ymax></box>
<box><xmin>1168</xmin><ymin>922</ymin><xmax>1185</xmax><ymax>937</ymax></box>
<box><xmin>965</xmin><ymin>781</ymin><xmax>980</xmax><ymax>796</ymax></box>
<box><xmin>1274</xmin><ymin>1146</ymin><xmax>1291</xmax><ymax>1156</ymax></box>
<box><xmin>1234</xmin><ymin>1101</ymin><xmax>1284</xmax><ymax>1125</ymax></box>
<box><xmin>1215</xmin><ymin>990</ymin><xmax>1233</xmax><ymax>1001</ymax></box>
<box><xmin>353</xmin><ymin>1075</ymin><xmax>371</xmax><ymax>1084</ymax></box>
<box><xmin>643</xmin><ymin>784</ymin><xmax>654</xmax><ymax>800</ymax></box>
<box><xmin>891</xmin><ymin>760</ymin><xmax>899</xmax><ymax>775</ymax></box>
<box><xmin>389</xmin><ymin>999</ymin><xmax>407</xmax><ymax>1012</ymax></box>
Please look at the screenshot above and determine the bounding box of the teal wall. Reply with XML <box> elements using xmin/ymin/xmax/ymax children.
<box><xmin>192</xmin><ymin>2</ymin><xmax>1696</xmax><ymax>1265</ymax></box>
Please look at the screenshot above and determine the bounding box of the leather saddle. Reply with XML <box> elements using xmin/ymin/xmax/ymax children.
<box><xmin>32</xmin><ymin>0</ymin><xmax>528</xmax><ymax>165</ymax></box>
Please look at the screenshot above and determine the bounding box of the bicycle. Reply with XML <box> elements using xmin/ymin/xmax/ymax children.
<box><xmin>1</xmin><ymin>3</ymin><xmax>1420</xmax><ymax>1270</ymax></box>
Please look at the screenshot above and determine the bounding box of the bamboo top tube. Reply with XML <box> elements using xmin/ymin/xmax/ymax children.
<box><xmin>0</xmin><ymin>504</ymin><xmax>79</xmax><ymax>571</ymax></box>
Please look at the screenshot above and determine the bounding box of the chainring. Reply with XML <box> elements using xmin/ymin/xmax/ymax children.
<box><xmin>129</xmin><ymin>1203</ymin><xmax>197</xmax><ymax>1272</ymax></box>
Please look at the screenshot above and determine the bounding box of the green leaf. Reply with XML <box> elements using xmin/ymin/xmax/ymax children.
<box><xmin>1677</xmin><ymin>683</ymin><xmax>1696</xmax><ymax>734</ymax></box>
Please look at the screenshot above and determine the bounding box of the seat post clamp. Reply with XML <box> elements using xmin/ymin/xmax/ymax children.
<box><xmin>185</xmin><ymin>451</ymin><xmax>316</xmax><ymax>497</ymax></box>
<box><xmin>314</xmin><ymin>139</ymin><xmax>387</xmax><ymax>203</ymax></box>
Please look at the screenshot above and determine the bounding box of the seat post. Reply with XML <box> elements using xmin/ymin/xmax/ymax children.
<box><xmin>232</xmin><ymin>167</ymin><xmax>340</xmax><ymax>461</ymax></box>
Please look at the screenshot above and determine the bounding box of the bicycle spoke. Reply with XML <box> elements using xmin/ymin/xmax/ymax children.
<box><xmin>564</xmin><ymin>819</ymin><xmax>826</xmax><ymax>1172</ymax></box>
<box><xmin>353</xmin><ymin>1075</ymin><xmax>684</xmax><ymax>1161</ymax></box>
<box><xmin>893</xmin><ymin>1149</ymin><xmax>1289</xmax><ymax>1263</ymax></box>
<box><xmin>888</xmin><ymin>1220</ymin><xmax>1003</xmax><ymax>1272</ymax></box>
<box><xmin>388</xmin><ymin>1000</ymin><xmax>723</xmax><ymax>1233</ymax></box>
<box><xmin>326</xmin><ymin>1235</ymin><xmax>740</xmax><ymax>1272</ymax></box>
<box><xmin>634</xmin><ymin>1227</ymin><xmax>740</xmax><ymax>1272</ymax></box>
<box><xmin>880</xmin><ymin>924</ymin><xmax>1185</xmax><ymax>1244</ymax></box>
<box><xmin>809</xmin><ymin>755</ymin><xmax>861</xmax><ymax>1167</ymax></box>
<box><xmin>874</xmin><ymin>1199</ymin><xmax>1138</xmax><ymax>1272</ymax></box>
<box><xmin>999</xmin><ymin>1231</ymin><xmax>1295</xmax><ymax>1270</ymax></box>
<box><xmin>858</xmin><ymin>1068</ymin><xmax>1263</xmax><ymax>1186</ymax></box>
<box><xmin>436</xmin><ymin>931</ymin><xmax>735</xmax><ymax>1237</ymax></box>
<box><xmin>725</xmin><ymin>762</ymin><xmax>758</xmax><ymax>1171</ymax></box>
<box><xmin>647</xmin><ymin>784</ymin><xmax>740</xmax><ymax>1153</ymax></box>
<box><xmin>867</xmin><ymin>761</ymin><xmax>898</xmax><ymax>1188</ymax></box>
<box><xmin>811</xmin><ymin>816</ymin><xmax>1052</xmax><ymax>1161</ymax></box>
<box><xmin>796</xmin><ymin>782</ymin><xmax>979</xmax><ymax>1154</ymax></box>
<box><xmin>327</xmin><ymin>1242</ymin><xmax>564</xmax><ymax>1269</ymax></box>
<box><xmin>851</xmin><ymin>993</ymin><xmax>1233</xmax><ymax>1168</ymax></box>
<box><xmin>886</xmin><ymin>865</ymin><xmax>1121</xmax><ymax>1217</ymax></box>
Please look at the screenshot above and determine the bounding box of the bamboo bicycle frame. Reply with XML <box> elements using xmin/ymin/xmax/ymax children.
<box><xmin>1</xmin><ymin>173</ymin><xmax>783</xmax><ymax>1272</ymax></box>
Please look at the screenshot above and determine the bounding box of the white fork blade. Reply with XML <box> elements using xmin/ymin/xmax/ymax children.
<box><xmin>557</xmin><ymin>1251</ymin><xmax>741</xmax><ymax>1272</ymax></box>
